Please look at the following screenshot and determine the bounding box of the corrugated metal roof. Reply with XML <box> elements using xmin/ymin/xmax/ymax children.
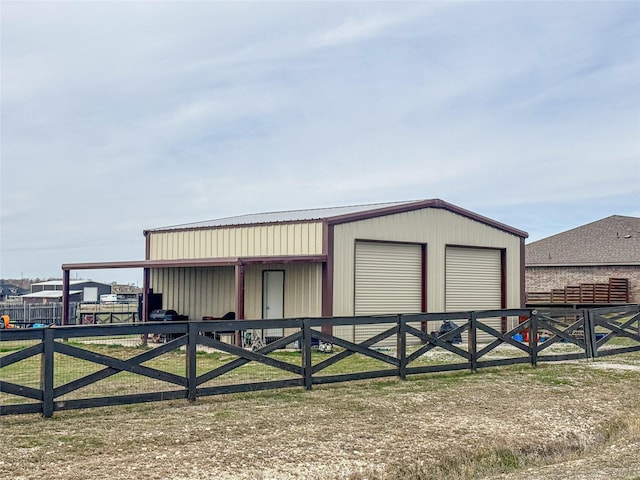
<box><xmin>526</xmin><ymin>215</ymin><xmax>640</xmax><ymax>266</ymax></box>
<box><xmin>22</xmin><ymin>290</ymin><xmax>83</xmax><ymax>298</ymax></box>
<box><xmin>148</xmin><ymin>200</ymin><xmax>419</xmax><ymax>231</ymax></box>
<box><xmin>31</xmin><ymin>280</ymin><xmax>92</xmax><ymax>286</ymax></box>
<box><xmin>145</xmin><ymin>198</ymin><xmax>528</xmax><ymax>238</ymax></box>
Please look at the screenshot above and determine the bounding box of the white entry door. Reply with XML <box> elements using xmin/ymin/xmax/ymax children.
<box><xmin>263</xmin><ymin>270</ymin><xmax>284</xmax><ymax>338</ymax></box>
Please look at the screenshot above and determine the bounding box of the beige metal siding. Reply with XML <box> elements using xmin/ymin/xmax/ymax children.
<box><xmin>243</xmin><ymin>263</ymin><xmax>322</xmax><ymax>342</ymax></box>
<box><xmin>148</xmin><ymin>222</ymin><xmax>324</xmax><ymax>260</ymax></box>
<box><xmin>243</xmin><ymin>263</ymin><xmax>323</xmax><ymax>320</ymax></box>
<box><xmin>149</xmin><ymin>266</ymin><xmax>235</xmax><ymax>321</ymax></box>
<box><xmin>149</xmin><ymin>263</ymin><xmax>322</xmax><ymax>323</ymax></box>
<box><xmin>332</xmin><ymin>208</ymin><xmax>522</xmax><ymax>323</ymax></box>
<box><xmin>354</xmin><ymin>241</ymin><xmax>423</xmax><ymax>346</ymax></box>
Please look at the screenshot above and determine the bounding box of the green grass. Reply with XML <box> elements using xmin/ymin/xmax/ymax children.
<box><xmin>0</xmin><ymin>345</ymin><xmax>28</xmax><ymax>353</ymax></box>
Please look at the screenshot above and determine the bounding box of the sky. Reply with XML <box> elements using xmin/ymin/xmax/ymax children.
<box><xmin>1</xmin><ymin>0</ymin><xmax>639</xmax><ymax>286</ymax></box>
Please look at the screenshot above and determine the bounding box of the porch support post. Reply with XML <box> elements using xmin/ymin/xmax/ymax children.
<box><xmin>62</xmin><ymin>269</ymin><xmax>70</xmax><ymax>325</ymax></box>
<box><xmin>142</xmin><ymin>268</ymin><xmax>150</xmax><ymax>322</ymax></box>
<box><xmin>321</xmin><ymin>221</ymin><xmax>334</xmax><ymax>335</ymax></box>
<box><xmin>235</xmin><ymin>262</ymin><xmax>245</xmax><ymax>346</ymax></box>
<box><xmin>139</xmin><ymin>267</ymin><xmax>151</xmax><ymax>345</ymax></box>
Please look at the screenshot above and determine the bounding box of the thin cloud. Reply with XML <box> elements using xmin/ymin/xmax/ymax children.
<box><xmin>1</xmin><ymin>1</ymin><xmax>638</xmax><ymax>283</ymax></box>
<box><xmin>310</xmin><ymin>11</ymin><xmax>412</xmax><ymax>49</ymax></box>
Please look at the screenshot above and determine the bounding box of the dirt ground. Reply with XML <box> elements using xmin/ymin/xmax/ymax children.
<box><xmin>1</xmin><ymin>360</ymin><xmax>639</xmax><ymax>480</ymax></box>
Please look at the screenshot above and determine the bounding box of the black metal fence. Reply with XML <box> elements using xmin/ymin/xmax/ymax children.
<box><xmin>0</xmin><ymin>302</ymin><xmax>79</xmax><ymax>325</ymax></box>
<box><xmin>1</xmin><ymin>306</ymin><xmax>638</xmax><ymax>417</ymax></box>
<box><xmin>0</xmin><ymin>302</ymin><xmax>139</xmax><ymax>326</ymax></box>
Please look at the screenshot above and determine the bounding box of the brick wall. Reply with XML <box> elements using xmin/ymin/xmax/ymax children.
<box><xmin>525</xmin><ymin>265</ymin><xmax>640</xmax><ymax>304</ymax></box>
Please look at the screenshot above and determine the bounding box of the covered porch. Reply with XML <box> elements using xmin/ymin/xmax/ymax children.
<box><xmin>60</xmin><ymin>255</ymin><xmax>327</xmax><ymax>330</ymax></box>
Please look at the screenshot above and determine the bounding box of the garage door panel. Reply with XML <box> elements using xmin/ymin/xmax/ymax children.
<box><xmin>355</xmin><ymin>241</ymin><xmax>423</xmax><ymax>345</ymax></box>
<box><xmin>446</xmin><ymin>247</ymin><xmax>503</xmax><ymax>343</ymax></box>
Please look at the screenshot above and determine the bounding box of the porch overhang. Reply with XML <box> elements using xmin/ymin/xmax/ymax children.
<box><xmin>62</xmin><ymin>254</ymin><xmax>327</xmax><ymax>271</ymax></box>
<box><xmin>61</xmin><ymin>255</ymin><xmax>327</xmax><ymax>325</ymax></box>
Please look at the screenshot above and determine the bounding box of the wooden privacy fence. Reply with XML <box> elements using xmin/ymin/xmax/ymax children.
<box><xmin>1</xmin><ymin>306</ymin><xmax>638</xmax><ymax>417</ymax></box>
<box><xmin>527</xmin><ymin>277</ymin><xmax>630</xmax><ymax>304</ymax></box>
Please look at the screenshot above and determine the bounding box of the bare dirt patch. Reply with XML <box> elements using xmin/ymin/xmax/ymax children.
<box><xmin>1</xmin><ymin>361</ymin><xmax>639</xmax><ymax>480</ymax></box>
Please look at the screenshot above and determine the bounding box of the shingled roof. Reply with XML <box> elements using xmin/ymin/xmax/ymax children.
<box><xmin>526</xmin><ymin>215</ymin><xmax>640</xmax><ymax>266</ymax></box>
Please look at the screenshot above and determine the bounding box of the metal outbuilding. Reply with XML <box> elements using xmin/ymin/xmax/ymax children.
<box><xmin>61</xmin><ymin>199</ymin><xmax>527</xmax><ymax>342</ymax></box>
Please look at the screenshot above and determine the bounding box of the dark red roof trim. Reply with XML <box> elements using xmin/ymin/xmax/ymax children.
<box><xmin>62</xmin><ymin>255</ymin><xmax>327</xmax><ymax>271</ymax></box>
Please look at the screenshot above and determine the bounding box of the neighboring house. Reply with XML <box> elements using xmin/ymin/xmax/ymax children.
<box><xmin>25</xmin><ymin>280</ymin><xmax>111</xmax><ymax>304</ymax></box>
<box><xmin>525</xmin><ymin>215</ymin><xmax>640</xmax><ymax>304</ymax></box>
<box><xmin>62</xmin><ymin>199</ymin><xmax>528</xmax><ymax>342</ymax></box>
<box><xmin>0</xmin><ymin>283</ymin><xmax>28</xmax><ymax>301</ymax></box>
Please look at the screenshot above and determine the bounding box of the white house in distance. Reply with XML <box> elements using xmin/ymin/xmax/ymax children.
<box><xmin>61</xmin><ymin>199</ymin><xmax>528</xmax><ymax>342</ymax></box>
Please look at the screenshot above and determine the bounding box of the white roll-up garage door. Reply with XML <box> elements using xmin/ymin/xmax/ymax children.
<box><xmin>445</xmin><ymin>246</ymin><xmax>503</xmax><ymax>342</ymax></box>
<box><xmin>354</xmin><ymin>241</ymin><xmax>423</xmax><ymax>345</ymax></box>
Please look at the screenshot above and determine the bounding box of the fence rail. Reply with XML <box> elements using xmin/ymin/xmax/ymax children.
<box><xmin>589</xmin><ymin>305</ymin><xmax>640</xmax><ymax>358</ymax></box>
<box><xmin>1</xmin><ymin>306</ymin><xmax>638</xmax><ymax>417</ymax></box>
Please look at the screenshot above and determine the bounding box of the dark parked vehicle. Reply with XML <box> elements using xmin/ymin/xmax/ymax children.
<box><xmin>149</xmin><ymin>309</ymin><xmax>188</xmax><ymax>343</ymax></box>
<box><xmin>149</xmin><ymin>309</ymin><xmax>188</xmax><ymax>322</ymax></box>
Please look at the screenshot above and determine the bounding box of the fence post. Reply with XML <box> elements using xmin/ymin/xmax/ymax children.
<box><xmin>469</xmin><ymin>312</ymin><xmax>477</xmax><ymax>373</ymax></box>
<box><xmin>302</xmin><ymin>318</ymin><xmax>313</xmax><ymax>390</ymax></box>
<box><xmin>397</xmin><ymin>315</ymin><xmax>407</xmax><ymax>380</ymax></box>
<box><xmin>529</xmin><ymin>311</ymin><xmax>538</xmax><ymax>367</ymax></box>
<box><xmin>41</xmin><ymin>328</ymin><xmax>55</xmax><ymax>418</ymax></box>
<box><xmin>187</xmin><ymin>322</ymin><xmax>198</xmax><ymax>402</ymax></box>
<box><xmin>584</xmin><ymin>308</ymin><xmax>597</xmax><ymax>360</ymax></box>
